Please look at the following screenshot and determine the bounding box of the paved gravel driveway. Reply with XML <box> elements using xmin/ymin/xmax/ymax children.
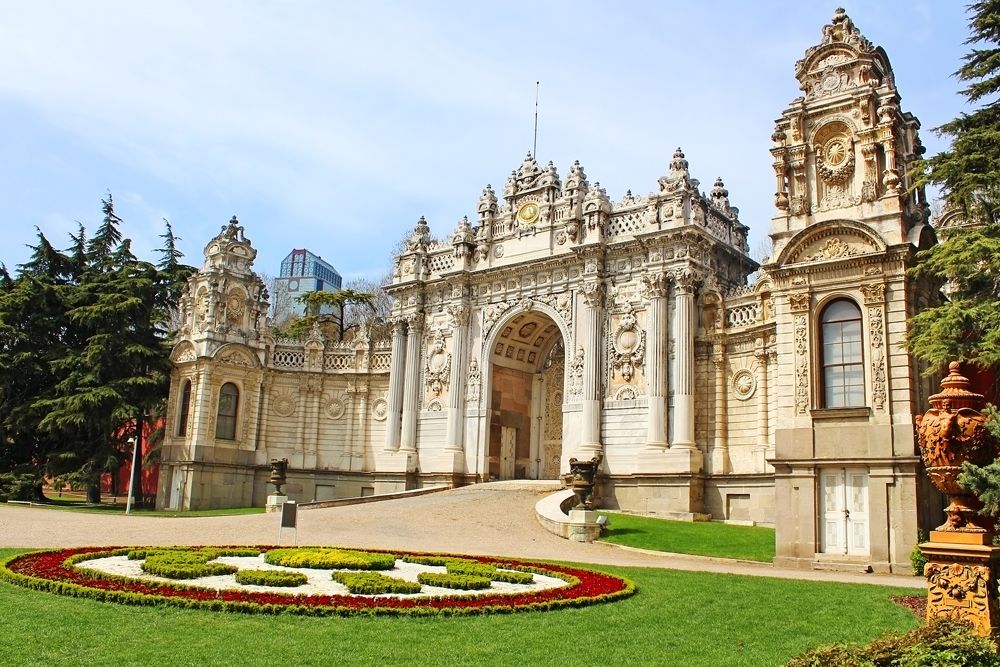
<box><xmin>0</xmin><ymin>481</ymin><xmax>922</xmax><ymax>589</ymax></box>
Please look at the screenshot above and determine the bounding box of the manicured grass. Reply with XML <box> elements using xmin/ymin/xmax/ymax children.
<box><xmin>598</xmin><ymin>512</ymin><xmax>776</xmax><ymax>562</ymax></box>
<box><xmin>0</xmin><ymin>548</ymin><xmax>917</xmax><ymax>666</ymax></box>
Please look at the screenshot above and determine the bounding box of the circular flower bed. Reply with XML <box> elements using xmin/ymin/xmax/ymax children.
<box><xmin>0</xmin><ymin>546</ymin><xmax>635</xmax><ymax>617</ymax></box>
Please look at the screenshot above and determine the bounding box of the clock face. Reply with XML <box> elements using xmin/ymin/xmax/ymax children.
<box><xmin>516</xmin><ymin>201</ymin><xmax>540</xmax><ymax>225</ymax></box>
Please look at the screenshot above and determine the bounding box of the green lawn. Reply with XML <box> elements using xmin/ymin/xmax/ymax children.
<box><xmin>598</xmin><ymin>512</ymin><xmax>776</xmax><ymax>562</ymax></box>
<box><xmin>0</xmin><ymin>548</ymin><xmax>917</xmax><ymax>666</ymax></box>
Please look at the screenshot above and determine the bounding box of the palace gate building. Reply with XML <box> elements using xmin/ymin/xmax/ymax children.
<box><xmin>159</xmin><ymin>9</ymin><xmax>941</xmax><ymax>572</ymax></box>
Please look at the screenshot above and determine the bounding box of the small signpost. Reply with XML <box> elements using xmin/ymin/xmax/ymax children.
<box><xmin>278</xmin><ymin>500</ymin><xmax>297</xmax><ymax>545</ymax></box>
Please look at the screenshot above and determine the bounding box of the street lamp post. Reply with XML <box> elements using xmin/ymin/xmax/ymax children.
<box><xmin>125</xmin><ymin>436</ymin><xmax>139</xmax><ymax>515</ymax></box>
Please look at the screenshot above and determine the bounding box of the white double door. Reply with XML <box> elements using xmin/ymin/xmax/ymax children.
<box><xmin>819</xmin><ymin>468</ymin><xmax>869</xmax><ymax>556</ymax></box>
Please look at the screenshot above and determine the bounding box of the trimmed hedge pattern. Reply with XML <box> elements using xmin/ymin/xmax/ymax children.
<box><xmin>264</xmin><ymin>548</ymin><xmax>395</xmax><ymax>571</ymax></box>
<box><xmin>1</xmin><ymin>546</ymin><xmax>636</xmax><ymax>617</ymax></box>
<box><xmin>330</xmin><ymin>571</ymin><xmax>422</xmax><ymax>595</ymax></box>
<box><xmin>446</xmin><ymin>561</ymin><xmax>534</xmax><ymax>585</ymax></box>
<box><xmin>417</xmin><ymin>572</ymin><xmax>492</xmax><ymax>590</ymax></box>
<box><xmin>234</xmin><ymin>569</ymin><xmax>308</xmax><ymax>587</ymax></box>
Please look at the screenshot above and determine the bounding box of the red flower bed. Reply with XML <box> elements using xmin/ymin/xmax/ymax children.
<box><xmin>0</xmin><ymin>547</ymin><xmax>635</xmax><ymax>617</ymax></box>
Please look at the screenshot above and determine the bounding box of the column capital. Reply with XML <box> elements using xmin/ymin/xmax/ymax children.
<box><xmin>640</xmin><ymin>272</ymin><xmax>671</xmax><ymax>299</ymax></box>
<box><xmin>404</xmin><ymin>312</ymin><xmax>424</xmax><ymax>332</ymax></box>
<box><xmin>672</xmin><ymin>268</ymin><xmax>699</xmax><ymax>295</ymax></box>
<box><xmin>447</xmin><ymin>303</ymin><xmax>471</xmax><ymax>328</ymax></box>
<box><xmin>581</xmin><ymin>281</ymin><xmax>605</xmax><ymax>309</ymax></box>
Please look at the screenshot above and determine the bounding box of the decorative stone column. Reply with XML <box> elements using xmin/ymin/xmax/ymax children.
<box><xmin>641</xmin><ymin>272</ymin><xmax>669</xmax><ymax>449</ymax></box>
<box><xmin>445</xmin><ymin>304</ymin><xmax>469</xmax><ymax>452</ymax></box>
<box><xmin>671</xmin><ymin>270</ymin><xmax>696</xmax><ymax>449</ymax></box>
<box><xmin>399</xmin><ymin>313</ymin><xmax>423</xmax><ymax>452</ymax></box>
<box><xmin>383</xmin><ymin>317</ymin><xmax>407</xmax><ymax>452</ymax></box>
<box><xmin>579</xmin><ymin>281</ymin><xmax>604</xmax><ymax>453</ymax></box>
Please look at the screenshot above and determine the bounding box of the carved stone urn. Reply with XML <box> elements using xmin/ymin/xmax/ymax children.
<box><xmin>268</xmin><ymin>458</ymin><xmax>289</xmax><ymax>495</ymax></box>
<box><xmin>569</xmin><ymin>454</ymin><xmax>602</xmax><ymax>510</ymax></box>
<box><xmin>916</xmin><ymin>362</ymin><xmax>996</xmax><ymax>535</ymax></box>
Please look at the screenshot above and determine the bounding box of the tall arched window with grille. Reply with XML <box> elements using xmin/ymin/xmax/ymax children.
<box><xmin>216</xmin><ymin>382</ymin><xmax>239</xmax><ymax>440</ymax></box>
<box><xmin>176</xmin><ymin>380</ymin><xmax>192</xmax><ymax>436</ymax></box>
<box><xmin>819</xmin><ymin>299</ymin><xmax>865</xmax><ymax>408</ymax></box>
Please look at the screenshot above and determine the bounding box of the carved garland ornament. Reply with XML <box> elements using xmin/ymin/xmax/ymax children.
<box><xmin>816</xmin><ymin>135</ymin><xmax>855</xmax><ymax>185</ymax></box>
<box><xmin>568</xmin><ymin>347</ymin><xmax>585</xmax><ymax>397</ymax></box>
<box><xmin>424</xmin><ymin>330</ymin><xmax>451</xmax><ymax>397</ymax></box>
<box><xmin>466</xmin><ymin>359</ymin><xmax>482</xmax><ymax>405</ymax></box>
<box><xmin>925</xmin><ymin>562</ymin><xmax>996</xmax><ymax>637</ymax></box>
<box><xmin>608</xmin><ymin>305</ymin><xmax>645</xmax><ymax>383</ymax></box>
<box><xmin>861</xmin><ymin>283</ymin><xmax>887</xmax><ymax>411</ymax></box>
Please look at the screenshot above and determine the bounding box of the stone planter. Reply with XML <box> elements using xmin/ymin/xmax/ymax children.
<box><xmin>569</xmin><ymin>454</ymin><xmax>602</xmax><ymax>510</ymax></box>
<box><xmin>916</xmin><ymin>362</ymin><xmax>996</xmax><ymax>536</ymax></box>
<box><xmin>268</xmin><ymin>458</ymin><xmax>289</xmax><ymax>495</ymax></box>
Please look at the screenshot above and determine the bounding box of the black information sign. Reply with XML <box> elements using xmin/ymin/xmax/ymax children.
<box><xmin>280</xmin><ymin>500</ymin><xmax>297</xmax><ymax>528</ymax></box>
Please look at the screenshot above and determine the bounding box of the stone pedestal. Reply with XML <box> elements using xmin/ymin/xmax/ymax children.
<box><xmin>266</xmin><ymin>494</ymin><xmax>287</xmax><ymax>513</ymax></box>
<box><xmin>567</xmin><ymin>509</ymin><xmax>602</xmax><ymax>543</ymax></box>
<box><xmin>920</xmin><ymin>541</ymin><xmax>1000</xmax><ymax>637</ymax></box>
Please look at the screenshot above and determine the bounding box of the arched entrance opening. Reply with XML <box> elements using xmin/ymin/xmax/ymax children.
<box><xmin>486</xmin><ymin>311</ymin><xmax>565</xmax><ymax>480</ymax></box>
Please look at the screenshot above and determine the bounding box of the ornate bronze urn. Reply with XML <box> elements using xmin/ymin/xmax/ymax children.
<box><xmin>569</xmin><ymin>454</ymin><xmax>602</xmax><ymax>510</ymax></box>
<box><xmin>268</xmin><ymin>458</ymin><xmax>289</xmax><ymax>495</ymax></box>
<box><xmin>916</xmin><ymin>362</ymin><xmax>996</xmax><ymax>535</ymax></box>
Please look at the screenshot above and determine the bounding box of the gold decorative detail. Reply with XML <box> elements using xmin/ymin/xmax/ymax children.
<box><xmin>516</xmin><ymin>201</ymin><xmax>540</xmax><ymax>225</ymax></box>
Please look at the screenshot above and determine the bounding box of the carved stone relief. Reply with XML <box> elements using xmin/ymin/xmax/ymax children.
<box><xmin>608</xmin><ymin>305</ymin><xmax>645</xmax><ymax>384</ymax></box>
<box><xmin>925</xmin><ymin>562</ymin><xmax>997</xmax><ymax>637</ymax></box>
<box><xmin>732</xmin><ymin>369</ymin><xmax>757</xmax><ymax>401</ymax></box>
<box><xmin>424</xmin><ymin>330</ymin><xmax>451</xmax><ymax>398</ymax></box>
<box><xmin>568</xmin><ymin>347</ymin><xmax>585</xmax><ymax>397</ymax></box>
<box><xmin>466</xmin><ymin>359</ymin><xmax>482</xmax><ymax>405</ymax></box>
<box><xmin>271</xmin><ymin>387</ymin><xmax>297</xmax><ymax>417</ymax></box>
<box><xmin>794</xmin><ymin>315</ymin><xmax>809</xmax><ymax>413</ymax></box>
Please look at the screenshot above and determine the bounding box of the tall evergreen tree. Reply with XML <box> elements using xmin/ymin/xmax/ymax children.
<box><xmin>908</xmin><ymin>0</ymin><xmax>1000</xmax><ymax>369</ymax></box>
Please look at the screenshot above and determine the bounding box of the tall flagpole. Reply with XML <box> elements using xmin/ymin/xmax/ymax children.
<box><xmin>533</xmin><ymin>81</ymin><xmax>539</xmax><ymax>157</ymax></box>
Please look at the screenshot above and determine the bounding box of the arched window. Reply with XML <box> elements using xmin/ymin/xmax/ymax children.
<box><xmin>216</xmin><ymin>383</ymin><xmax>239</xmax><ymax>440</ymax></box>
<box><xmin>176</xmin><ymin>380</ymin><xmax>192</xmax><ymax>436</ymax></box>
<box><xmin>820</xmin><ymin>299</ymin><xmax>865</xmax><ymax>408</ymax></box>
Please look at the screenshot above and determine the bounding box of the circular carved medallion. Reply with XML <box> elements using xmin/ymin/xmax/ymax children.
<box><xmin>324</xmin><ymin>398</ymin><xmax>345</xmax><ymax>420</ymax></box>
<box><xmin>371</xmin><ymin>398</ymin><xmax>388</xmax><ymax>421</ymax></box>
<box><xmin>732</xmin><ymin>369</ymin><xmax>757</xmax><ymax>401</ymax></box>
<box><xmin>272</xmin><ymin>391</ymin><xmax>296</xmax><ymax>417</ymax></box>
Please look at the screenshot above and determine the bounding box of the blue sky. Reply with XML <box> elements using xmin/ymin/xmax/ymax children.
<box><xmin>0</xmin><ymin>2</ymin><xmax>970</xmax><ymax>283</ymax></box>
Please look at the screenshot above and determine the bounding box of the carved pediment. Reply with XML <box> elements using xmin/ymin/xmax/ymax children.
<box><xmin>777</xmin><ymin>221</ymin><xmax>885</xmax><ymax>266</ymax></box>
<box><xmin>214</xmin><ymin>345</ymin><xmax>258</xmax><ymax>368</ymax></box>
<box><xmin>171</xmin><ymin>342</ymin><xmax>197</xmax><ymax>364</ymax></box>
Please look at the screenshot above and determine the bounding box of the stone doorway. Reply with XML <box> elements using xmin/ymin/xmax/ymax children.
<box><xmin>486</xmin><ymin>311</ymin><xmax>564</xmax><ymax>480</ymax></box>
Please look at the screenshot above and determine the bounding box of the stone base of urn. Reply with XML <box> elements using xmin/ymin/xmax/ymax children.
<box><xmin>567</xmin><ymin>509</ymin><xmax>602</xmax><ymax>543</ymax></box>
<box><xmin>266</xmin><ymin>494</ymin><xmax>288</xmax><ymax>513</ymax></box>
<box><xmin>920</xmin><ymin>540</ymin><xmax>1000</xmax><ymax>638</ymax></box>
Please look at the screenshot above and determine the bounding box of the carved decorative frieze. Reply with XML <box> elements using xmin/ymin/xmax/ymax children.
<box><xmin>808</xmin><ymin>237</ymin><xmax>856</xmax><ymax>261</ymax></box>
<box><xmin>788</xmin><ymin>292</ymin><xmax>811</xmax><ymax>312</ymax></box>
<box><xmin>217</xmin><ymin>347</ymin><xmax>256</xmax><ymax>368</ymax></box>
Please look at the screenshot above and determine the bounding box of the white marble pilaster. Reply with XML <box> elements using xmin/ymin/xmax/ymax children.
<box><xmin>671</xmin><ymin>272</ymin><xmax>696</xmax><ymax>449</ymax></box>
<box><xmin>383</xmin><ymin>317</ymin><xmax>407</xmax><ymax>452</ymax></box>
<box><xmin>580</xmin><ymin>281</ymin><xmax>604</xmax><ymax>453</ymax></box>
<box><xmin>400</xmin><ymin>313</ymin><xmax>423</xmax><ymax>452</ymax></box>
<box><xmin>641</xmin><ymin>272</ymin><xmax>670</xmax><ymax>449</ymax></box>
<box><xmin>445</xmin><ymin>304</ymin><xmax>469</xmax><ymax>452</ymax></box>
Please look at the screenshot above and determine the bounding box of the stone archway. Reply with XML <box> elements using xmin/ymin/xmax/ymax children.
<box><xmin>486</xmin><ymin>311</ymin><xmax>565</xmax><ymax>480</ymax></box>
